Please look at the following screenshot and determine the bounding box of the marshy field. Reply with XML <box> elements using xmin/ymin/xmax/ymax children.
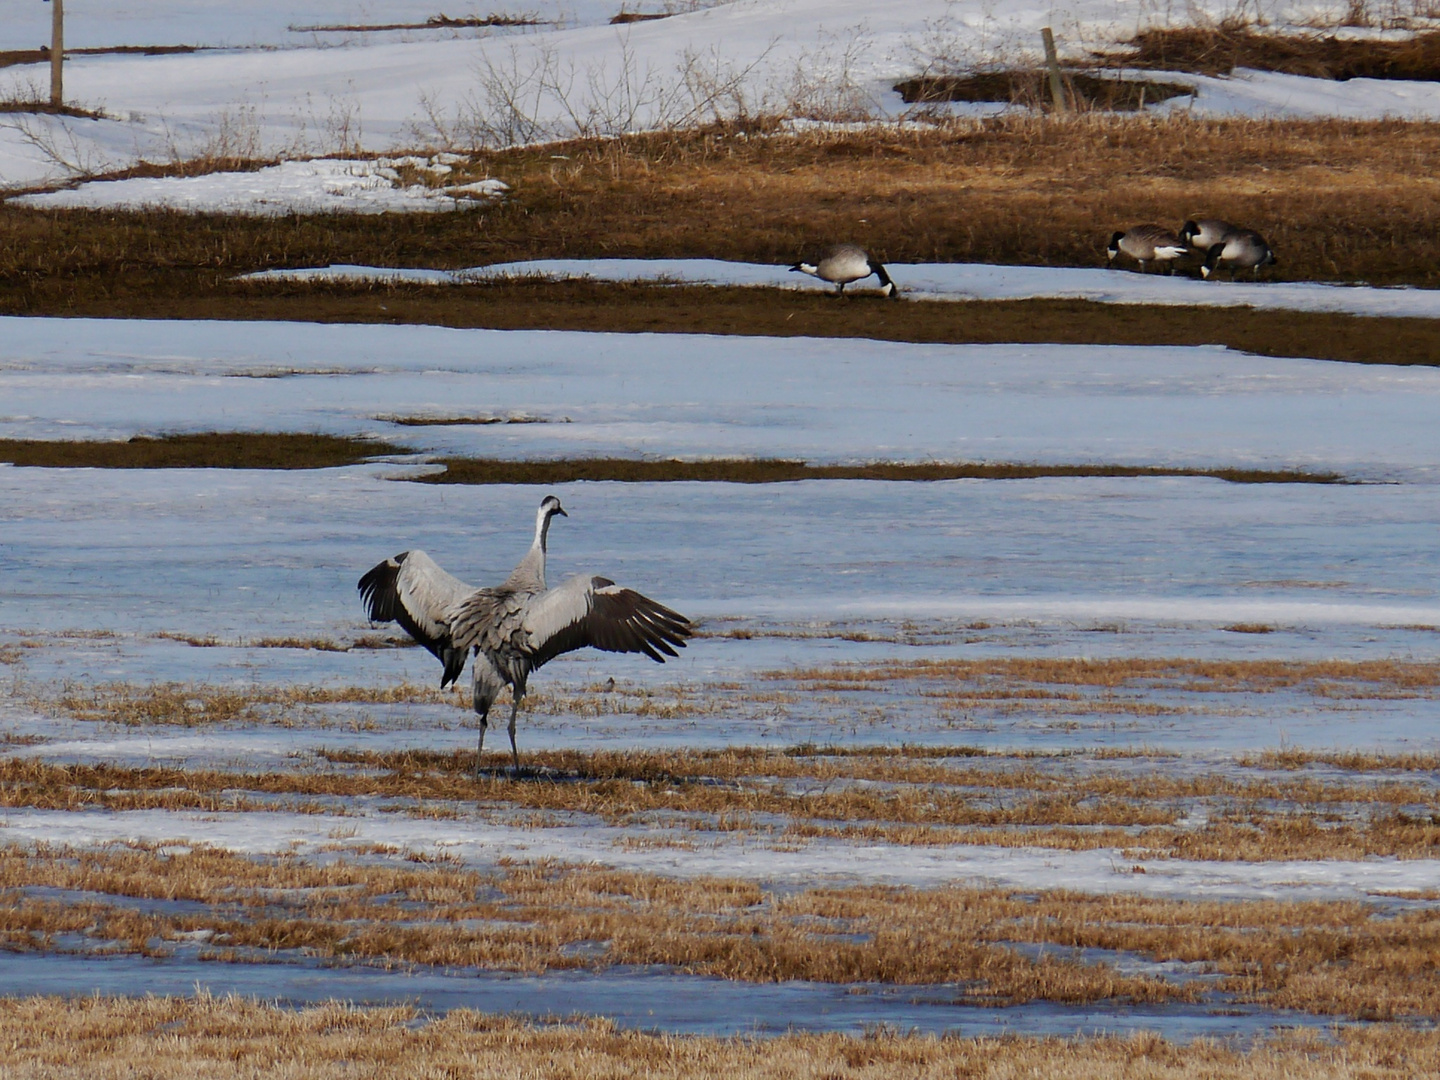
<box><xmin>4</xmin><ymin>0</ymin><xmax>1440</xmax><ymax>1076</ymax></box>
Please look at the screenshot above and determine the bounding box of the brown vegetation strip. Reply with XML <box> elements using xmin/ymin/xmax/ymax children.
<box><xmin>3</xmin><ymin>730</ymin><xmax>1438</xmax><ymax>860</ymax></box>
<box><xmin>21</xmin><ymin>280</ymin><xmax>1440</xmax><ymax>366</ymax></box>
<box><xmin>1248</xmin><ymin>748</ymin><xmax>1440</xmax><ymax>772</ymax></box>
<box><xmin>1114</xmin><ymin>26</ymin><xmax>1440</xmax><ymax>80</ymax></box>
<box><xmin>776</xmin><ymin>656</ymin><xmax>1440</xmax><ymax>695</ymax></box>
<box><xmin>0</xmin><ymin>102</ymin><xmax>106</xmax><ymax>119</ymax></box>
<box><xmin>7</xmin><ymin>1000</ymin><xmax>1440</xmax><ymax>1080</ymax></box>
<box><xmin>3</xmin><ymin>849</ymin><xmax>1440</xmax><ymax>1019</ymax></box>
<box><xmin>294</xmin><ymin>15</ymin><xmax>546</xmax><ymax>31</ymax></box>
<box><xmin>0</xmin><ymin>439</ymin><xmax>1342</xmax><ymax>482</ymax></box>
<box><xmin>0</xmin><ymin>45</ymin><xmax>200</xmax><ymax>70</ymax></box>
<box><xmin>0</xmin><ymin>433</ymin><xmax>405</xmax><ymax>469</ymax></box>
<box><xmin>0</xmin><ymin>755</ymin><xmax>1183</xmax><ymax>832</ymax></box>
<box><xmin>3</xmin><ymin>116</ymin><xmax>1439</xmax><ymax>321</ymax></box>
<box><xmin>419</xmin><ymin>458</ymin><xmax>1342</xmax><ymax>485</ymax></box>
<box><xmin>894</xmin><ymin>72</ymin><xmax>1193</xmax><ymax>111</ymax></box>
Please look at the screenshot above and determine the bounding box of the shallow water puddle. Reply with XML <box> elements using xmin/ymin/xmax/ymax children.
<box><xmin>0</xmin><ymin>951</ymin><xmax>1345</xmax><ymax>1041</ymax></box>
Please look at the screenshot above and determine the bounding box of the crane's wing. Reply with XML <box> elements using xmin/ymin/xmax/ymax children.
<box><xmin>519</xmin><ymin>574</ymin><xmax>692</xmax><ymax>668</ymax></box>
<box><xmin>357</xmin><ymin>550</ymin><xmax>473</xmax><ymax>686</ymax></box>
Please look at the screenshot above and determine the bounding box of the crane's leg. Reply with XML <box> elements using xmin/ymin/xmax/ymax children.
<box><xmin>474</xmin><ymin>705</ymin><xmax>489</xmax><ymax>779</ymax></box>
<box><xmin>507</xmin><ymin>690</ymin><xmax>523</xmax><ymax>777</ymax></box>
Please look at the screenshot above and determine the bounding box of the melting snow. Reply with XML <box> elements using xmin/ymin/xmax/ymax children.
<box><xmin>4</xmin><ymin>1</ymin><xmax>1440</xmax><ymax>190</ymax></box>
<box><xmin>244</xmin><ymin>257</ymin><xmax>1440</xmax><ymax>320</ymax></box>
<box><xmin>11</xmin><ymin>159</ymin><xmax>508</xmax><ymax>215</ymax></box>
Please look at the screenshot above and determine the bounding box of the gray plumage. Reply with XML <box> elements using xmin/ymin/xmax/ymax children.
<box><xmin>790</xmin><ymin>243</ymin><xmax>898</xmax><ymax>298</ymax></box>
<box><xmin>1107</xmin><ymin>225</ymin><xmax>1188</xmax><ymax>274</ymax></box>
<box><xmin>1202</xmin><ymin>229</ymin><xmax>1277</xmax><ymax>279</ymax></box>
<box><xmin>359</xmin><ymin>495</ymin><xmax>692</xmax><ymax>774</ymax></box>
<box><xmin>1179</xmin><ymin>218</ymin><xmax>1239</xmax><ymax>253</ymax></box>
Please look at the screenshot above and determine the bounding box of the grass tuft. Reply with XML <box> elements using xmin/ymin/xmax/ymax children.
<box><xmin>0</xmin><ymin>433</ymin><xmax>405</xmax><ymax>469</ymax></box>
<box><xmin>1116</xmin><ymin>26</ymin><xmax>1440</xmax><ymax>80</ymax></box>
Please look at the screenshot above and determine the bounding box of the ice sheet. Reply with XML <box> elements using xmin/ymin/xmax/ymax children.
<box><xmin>6</xmin><ymin>465</ymin><xmax>1440</xmax><ymax>764</ymax></box>
<box><xmin>0</xmin><ymin>951</ymin><xmax>1338</xmax><ymax>1041</ymax></box>
<box><xmin>6</xmin><ymin>317</ymin><xmax>1440</xmax><ymax>478</ymax></box>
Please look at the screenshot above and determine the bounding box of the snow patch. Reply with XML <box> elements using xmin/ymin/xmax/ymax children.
<box><xmin>2</xmin><ymin>805</ymin><xmax>1436</xmax><ymax>904</ymax></box>
<box><xmin>242</xmin><ymin>257</ymin><xmax>1440</xmax><ymax>320</ymax></box>
<box><xmin>10</xmin><ymin>159</ymin><xmax>508</xmax><ymax>215</ymax></box>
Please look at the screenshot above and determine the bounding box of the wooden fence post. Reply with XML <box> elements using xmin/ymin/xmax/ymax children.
<box><xmin>1041</xmin><ymin>26</ymin><xmax>1067</xmax><ymax>114</ymax></box>
<box><xmin>49</xmin><ymin>0</ymin><xmax>64</xmax><ymax>107</ymax></box>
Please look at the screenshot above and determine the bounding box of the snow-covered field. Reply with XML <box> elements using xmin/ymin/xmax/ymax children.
<box><xmin>0</xmin><ymin>1</ymin><xmax>633</xmax><ymax>51</ymax></box>
<box><xmin>4</xmin><ymin>0</ymin><xmax>1440</xmax><ymax>193</ymax></box>
<box><xmin>239</xmin><ymin>257</ymin><xmax>1440</xmax><ymax>318</ymax></box>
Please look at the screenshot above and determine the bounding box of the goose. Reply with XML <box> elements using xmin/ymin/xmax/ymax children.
<box><xmin>358</xmin><ymin>495</ymin><xmax>692</xmax><ymax>775</ymax></box>
<box><xmin>1107</xmin><ymin>226</ymin><xmax>1189</xmax><ymax>274</ymax></box>
<box><xmin>1179</xmin><ymin>218</ymin><xmax>1239</xmax><ymax>254</ymax></box>
<box><xmin>790</xmin><ymin>243</ymin><xmax>899</xmax><ymax>298</ymax></box>
<box><xmin>1201</xmin><ymin>229</ymin><xmax>1276</xmax><ymax>280</ymax></box>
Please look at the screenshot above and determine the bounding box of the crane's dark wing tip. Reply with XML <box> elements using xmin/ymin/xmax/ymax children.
<box><xmin>600</xmin><ymin>588</ymin><xmax>692</xmax><ymax>663</ymax></box>
<box><xmin>439</xmin><ymin>645</ymin><xmax>467</xmax><ymax>688</ymax></box>
<box><xmin>358</xmin><ymin>554</ymin><xmax>408</xmax><ymax>622</ymax></box>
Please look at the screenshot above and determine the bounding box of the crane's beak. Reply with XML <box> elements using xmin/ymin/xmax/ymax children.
<box><xmin>555</xmin><ymin>505</ymin><xmax>568</xmax><ymax>517</ymax></box>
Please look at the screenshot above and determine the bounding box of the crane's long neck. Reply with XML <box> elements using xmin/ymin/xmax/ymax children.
<box><xmin>507</xmin><ymin>504</ymin><xmax>554</xmax><ymax>591</ymax></box>
<box><xmin>535</xmin><ymin>502</ymin><xmax>554</xmax><ymax>557</ymax></box>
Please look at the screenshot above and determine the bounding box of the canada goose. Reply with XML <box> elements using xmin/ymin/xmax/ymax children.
<box><xmin>790</xmin><ymin>243</ymin><xmax>899</xmax><ymax>298</ymax></box>
<box><xmin>1107</xmin><ymin>226</ymin><xmax>1189</xmax><ymax>274</ymax></box>
<box><xmin>1202</xmin><ymin>230</ymin><xmax>1277</xmax><ymax>280</ymax></box>
<box><xmin>1179</xmin><ymin>218</ymin><xmax>1239</xmax><ymax>254</ymax></box>
<box><xmin>359</xmin><ymin>496</ymin><xmax>691</xmax><ymax>775</ymax></box>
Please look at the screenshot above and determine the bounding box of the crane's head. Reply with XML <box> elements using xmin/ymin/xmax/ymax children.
<box><xmin>533</xmin><ymin>495</ymin><xmax>567</xmax><ymax>553</ymax></box>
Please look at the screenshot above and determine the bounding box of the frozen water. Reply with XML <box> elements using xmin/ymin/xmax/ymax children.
<box><xmin>244</xmin><ymin>258</ymin><xmax>1440</xmax><ymax>321</ymax></box>
<box><xmin>6</xmin><ymin>317</ymin><xmax>1440</xmax><ymax>478</ymax></box>
<box><xmin>0</xmin><ymin>951</ymin><xmax>1342</xmax><ymax>1041</ymax></box>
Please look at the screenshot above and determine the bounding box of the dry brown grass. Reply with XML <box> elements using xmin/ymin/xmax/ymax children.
<box><xmin>1246</xmin><ymin>748</ymin><xmax>1440</xmax><ymax>771</ymax></box>
<box><xmin>0</xmin><ymin>443</ymin><xmax>1343</xmax><ymax>482</ymax></box>
<box><xmin>2</xmin><ymin>119</ymin><xmax>1438</xmax><ymax>335</ymax></box>
<box><xmin>0</xmin><ymin>433</ymin><xmax>404</xmax><ymax>469</ymax></box>
<box><xmin>151</xmin><ymin>631</ymin><xmax>414</xmax><ymax>651</ymax></box>
<box><xmin>0</xmin><ymin>45</ymin><xmax>199</xmax><ymax>71</ymax></box>
<box><xmin>295</xmin><ymin>14</ymin><xmax>546</xmax><ymax>31</ymax></box>
<box><xmin>894</xmin><ymin>72</ymin><xmax>1194</xmax><ymax>111</ymax></box>
<box><xmin>424</xmin><ymin>458</ymin><xmax>1341</xmax><ymax>485</ymax></box>
<box><xmin>1115</xmin><ymin>26</ymin><xmax>1440</xmax><ymax>80</ymax></box>
<box><xmin>44</xmin><ymin>681</ymin><xmax>457</xmax><ymax>727</ymax></box>
<box><xmin>776</xmin><ymin>657</ymin><xmax>1440</xmax><ymax>697</ymax></box>
<box><xmin>4</xmin><ymin>848</ymin><xmax>1440</xmax><ymax>1018</ymax></box>
<box><xmin>7</xmin><ymin>998</ymin><xmax>1440</xmax><ymax>1080</ymax></box>
<box><xmin>3</xmin><ymin>726</ymin><xmax>1437</xmax><ymax>860</ymax></box>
